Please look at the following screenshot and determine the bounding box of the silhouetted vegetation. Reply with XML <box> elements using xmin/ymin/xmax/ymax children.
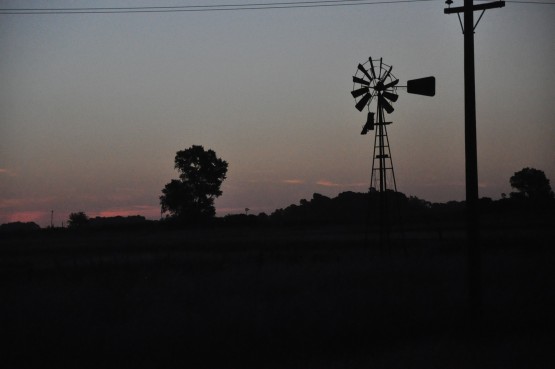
<box><xmin>262</xmin><ymin>166</ymin><xmax>554</xmax><ymax>228</ymax></box>
<box><xmin>3</xmin><ymin>166</ymin><xmax>552</xmax><ymax>232</ymax></box>
<box><xmin>510</xmin><ymin>167</ymin><xmax>554</xmax><ymax>201</ymax></box>
<box><xmin>67</xmin><ymin>211</ymin><xmax>89</xmax><ymax>228</ymax></box>
<box><xmin>64</xmin><ymin>213</ymin><xmax>151</xmax><ymax>231</ymax></box>
<box><xmin>160</xmin><ymin>145</ymin><xmax>228</xmax><ymax>224</ymax></box>
<box><xmin>0</xmin><ymin>221</ymin><xmax>40</xmax><ymax>233</ymax></box>
<box><xmin>88</xmin><ymin>215</ymin><xmax>148</xmax><ymax>228</ymax></box>
<box><xmin>265</xmin><ymin>191</ymin><xmax>552</xmax><ymax>228</ymax></box>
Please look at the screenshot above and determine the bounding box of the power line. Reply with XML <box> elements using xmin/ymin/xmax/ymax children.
<box><xmin>0</xmin><ymin>0</ymin><xmax>440</xmax><ymax>15</ymax></box>
<box><xmin>1</xmin><ymin>0</ymin><xmax>551</xmax><ymax>15</ymax></box>
<box><xmin>2</xmin><ymin>0</ymin><xmax>377</xmax><ymax>11</ymax></box>
<box><xmin>505</xmin><ymin>0</ymin><xmax>555</xmax><ymax>3</ymax></box>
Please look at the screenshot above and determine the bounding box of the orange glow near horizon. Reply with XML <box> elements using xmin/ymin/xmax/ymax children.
<box><xmin>94</xmin><ymin>206</ymin><xmax>161</xmax><ymax>219</ymax></box>
<box><xmin>7</xmin><ymin>211</ymin><xmax>46</xmax><ymax>224</ymax></box>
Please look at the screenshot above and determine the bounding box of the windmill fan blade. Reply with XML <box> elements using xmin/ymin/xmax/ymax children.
<box><xmin>407</xmin><ymin>76</ymin><xmax>435</xmax><ymax>96</ymax></box>
<box><xmin>382</xmin><ymin>91</ymin><xmax>398</xmax><ymax>102</ymax></box>
<box><xmin>383</xmin><ymin>79</ymin><xmax>399</xmax><ymax>89</ymax></box>
<box><xmin>378</xmin><ymin>58</ymin><xmax>383</xmax><ymax>79</ymax></box>
<box><xmin>381</xmin><ymin>65</ymin><xmax>393</xmax><ymax>82</ymax></box>
<box><xmin>379</xmin><ymin>94</ymin><xmax>394</xmax><ymax>114</ymax></box>
<box><xmin>357</xmin><ymin>64</ymin><xmax>372</xmax><ymax>81</ymax></box>
<box><xmin>369</xmin><ymin>57</ymin><xmax>377</xmax><ymax>80</ymax></box>
<box><xmin>351</xmin><ymin>86</ymin><xmax>369</xmax><ymax>98</ymax></box>
<box><xmin>352</xmin><ymin>76</ymin><xmax>370</xmax><ymax>86</ymax></box>
<box><xmin>355</xmin><ymin>93</ymin><xmax>372</xmax><ymax>112</ymax></box>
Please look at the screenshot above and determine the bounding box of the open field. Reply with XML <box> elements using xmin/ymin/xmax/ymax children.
<box><xmin>2</xmin><ymin>225</ymin><xmax>555</xmax><ymax>368</ymax></box>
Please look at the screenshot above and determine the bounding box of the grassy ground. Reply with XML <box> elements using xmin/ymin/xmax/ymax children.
<box><xmin>2</xmin><ymin>225</ymin><xmax>554</xmax><ymax>368</ymax></box>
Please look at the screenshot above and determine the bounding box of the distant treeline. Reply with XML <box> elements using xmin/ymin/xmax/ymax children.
<box><xmin>0</xmin><ymin>215</ymin><xmax>151</xmax><ymax>234</ymax></box>
<box><xmin>2</xmin><ymin>190</ymin><xmax>554</xmax><ymax>234</ymax></box>
<box><xmin>223</xmin><ymin>190</ymin><xmax>555</xmax><ymax>228</ymax></box>
<box><xmin>0</xmin><ymin>221</ymin><xmax>41</xmax><ymax>233</ymax></box>
<box><xmin>87</xmin><ymin>215</ymin><xmax>148</xmax><ymax>228</ymax></box>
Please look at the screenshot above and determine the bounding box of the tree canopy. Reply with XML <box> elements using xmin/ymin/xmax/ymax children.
<box><xmin>510</xmin><ymin>167</ymin><xmax>554</xmax><ymax>201</ymax></box>
<box><xmin>68</xmin><ymin>212</ymin><xmax>89</xmax><ymax>228</ymax></box>
<box><xmin>160</xmin><ymin>145</ymin><xmax>228</xmax><ymax>222</ymax></box>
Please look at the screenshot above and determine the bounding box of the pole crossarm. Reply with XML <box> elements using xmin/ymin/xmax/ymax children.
<box><xmin>444</xmin><ymin>1</ymin><xmax>505</xmax><ymax>14</ymax></box>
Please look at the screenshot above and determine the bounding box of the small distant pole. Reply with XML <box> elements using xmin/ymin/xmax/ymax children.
<box><xmin>444</xmin><ymin>0</ymin><xmax>505</xmax><ymax>320</ymax></box>
<box><xmin>51</xmin><ymin>210</ymin><xmax>54</xmax><ymax>228</ymax></box>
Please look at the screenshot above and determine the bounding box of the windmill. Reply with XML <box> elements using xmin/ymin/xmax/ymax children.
<box><xmin>351</xmin><ymin>57</ymin><xmax>435</xmax><ymax>243</ymax></box>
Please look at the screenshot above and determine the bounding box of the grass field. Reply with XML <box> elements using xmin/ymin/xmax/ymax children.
<box><xmin>2</xmin><ymin>225</ymin><xmax>554</xmax><ymax>368</ymax></box>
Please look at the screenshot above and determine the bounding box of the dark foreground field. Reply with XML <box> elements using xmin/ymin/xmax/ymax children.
<box><xmin>2</xmin><ymin>225</ymin><xmax>555</xmax><ymax>368</ymax></box>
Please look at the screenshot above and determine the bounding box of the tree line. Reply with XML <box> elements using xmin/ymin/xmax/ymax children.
<box><xmin>61</xmin><ymin>149</ymin><xmax>555</xmax><ymax>229</ymax></box>
<box><xmin>158</xmin><ymin>146</ymin><xmax>554</xmax><ymax>226</ymax></box>
<box><xmin>1</xmin><ymin>145</ymin><xmax>553</xmax><ymax>232</ymax></box>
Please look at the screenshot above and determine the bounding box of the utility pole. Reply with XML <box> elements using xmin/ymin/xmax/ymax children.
<box><xmin>444</xmin><ymin>0</ymin><xmax>505</xmax><ymax>320</ymax></box>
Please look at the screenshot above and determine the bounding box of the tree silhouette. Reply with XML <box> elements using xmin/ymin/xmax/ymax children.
<box><xmin>160</xmin><ymin>145</ymin><xmax>228</xmax><ymax>222</ymax></box>
<box><xmin>510</xmin><ymin>167</ymin><xmax>554</xmax><ymax>201</ymax></box>
<box><xmin>0</xmin><ymin>222</ymin><xmax>40</xmax><ymax>232</ymax></box>
<box><xmin>68</xmin><ymin>212</ymin><xmax>89</xmax><ymax>228</ymax></box>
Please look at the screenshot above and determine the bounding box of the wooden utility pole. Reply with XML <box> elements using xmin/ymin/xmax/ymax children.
<box><xmin>444</xmin><ymin>0</ymin><xmax>505</xmax><ymax>320</ymax></box>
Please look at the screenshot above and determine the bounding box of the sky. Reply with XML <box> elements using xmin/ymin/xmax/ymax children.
<box><xmin>1</xmin><ymin>0</ymin><xmax>554</xmax><ymax>227</ymax></box>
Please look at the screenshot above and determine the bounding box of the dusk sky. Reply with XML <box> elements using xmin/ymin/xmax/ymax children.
<box><xmin>1</xmin><ymin>0</ymin><xmax>554</xmax><ymax>227</ymax></box>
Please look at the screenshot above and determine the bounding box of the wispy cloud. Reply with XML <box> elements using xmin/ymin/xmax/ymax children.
<box><xmin>316</xmin><ymin>180</ymin><xmax>341</xmax><ymax>187</ymax></box>
<box><xmin>6</xmin><ymin>211</ymin><xmax>46</xmax><ymax>223</ymax></box>
<box><xmin>282</xmin><ymin>179</ymin><xmax>305</xmax><ymax>185</ymax></box>
<box><xmin>244</xmin><ymin>178</ymin><xmax>272</xmax><ymax>184</ymax></box>
<box><xmin>316</xmin><ymin>180</ymin><xmax>367</xmax><ymax>188</ymax></box>
<box><xmin>417</xmin><ymin>181</ymin><xmax>465</xmax><ymax>188</ymax></box>
<box><xmin>0</xmin><ymin>197</ymin><xmax>56</xmax><ymax>209</ymax></box>
<box><xmin>0</xmin><ymin>168</ymin><xmax>17</xmax><ymax>177</ymax></box>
